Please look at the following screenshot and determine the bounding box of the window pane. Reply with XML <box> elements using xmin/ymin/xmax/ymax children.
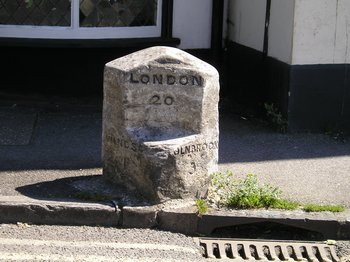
<box><xmin>79</xmin><ymin>0</ymin><xmax>157</xmax><ymax>27</ymax></box>
<box><xmin>0</xmin><ymin>0</ymin><xmax>71</xmax><ymax>26</ymax></box>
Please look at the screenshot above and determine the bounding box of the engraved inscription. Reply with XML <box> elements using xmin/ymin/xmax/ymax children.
<box><xmin>149</xmin><ymin>95</ymin><xmax>174</xmax><ymax>105</ymax></box>
<box><xmin>106</xmin><ymin>134</ymin><xmax>143</xmax><ymax>153</ymax></box>
<box><xmin>149</xmin><ymin>95</ymin><xmax>161</xmax><ymax>105</ymax></box>
<box><xmin>174</xmin><ymin>141</ymin><xmax>219</xmax><ymax>155</ymax></box>
<box><xmin>189</xmin><ymin>162</ymin><xmax>196</xmax><ymax>174</ymax></box>
<box><xmin>130</xmin><ymin>73</ymin><xmax>203</xmax><ymax>87</ymax></box>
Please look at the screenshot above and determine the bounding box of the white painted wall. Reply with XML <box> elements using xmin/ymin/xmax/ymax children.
<box><xmin>268</xmin><ymin>0</ymin><xmax>295</xmax><ymax>64</ymax></box>
<box><xmin>172</xmin><ymin>0</ymin><xmax>350</xmax><ymax>63</ymax></box>
<box><xmin>172</xmin><ymin>0</ymin><xmax>212</xmax><ymax>49</ymax></box>
<box><xmin>292</xmin><ymin>0</ymin><xmax>350</xmax><ymax>65</ymax></box>
<box><xmin>334</xmin><ymin>0</ymin><xmax>350</xmax><ymax>63</ymax></box>
<box><xmin>228</xmin><ymin>0</ymin><xmax>267</xmax><ymax>52</ymax></box>
<box><xmin>226</xmin><ymin>0</ymin><xmax>350</xmax><ymax>65</ymax></box>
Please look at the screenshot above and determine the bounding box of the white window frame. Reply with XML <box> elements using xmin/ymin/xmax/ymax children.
<box><xmin>0</xmin><ymin>0</ymin><xmax>162</xmax><ymax>39</ymax></box>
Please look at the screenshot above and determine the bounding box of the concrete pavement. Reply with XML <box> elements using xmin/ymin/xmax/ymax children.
<box><xmin>219</xmin><ymin>112</ymin><xmax>350</xmax><ymax>207</ymax></box>
<box><xmin>0</xmin><ymin>93</ymin><xmax>349</xmax><ymax>239</ymax></box>
<box><xmin>0</xmin><ymin>224</ymin><xmax>205</xmax><ymax>261</ymax></box>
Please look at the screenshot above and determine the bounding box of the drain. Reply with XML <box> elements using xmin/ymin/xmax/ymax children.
<box><xmin>197</xmin><ymin>238</ymin><xmax>340</xmax><ymax>261</ymax></box>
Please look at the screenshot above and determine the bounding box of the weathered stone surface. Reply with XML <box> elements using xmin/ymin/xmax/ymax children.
<box><xmin>122</xmin><ymin>206</ymin><xmax>158</xmax><ymax>228</ymax></box>
<box><xmin>157</xmin><ymin>201</ymin><xmax>199</xmax><ymax>235</ymax></box>
<box><xmin>0</xmin><ymin>200</ymin><xmax>119</xmax><ymax>226</ymax></box>
<box><xmin>102</xmin><ymin>46</ymin><xmax>220</xmax><ymax>203</ymax></box>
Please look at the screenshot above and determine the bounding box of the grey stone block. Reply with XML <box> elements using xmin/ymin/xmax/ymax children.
<box><xmin>0</xmin><ymin>201</ymin><xmax>119</xmax><ymax>226</ymax></box>
<box><xmin>102</xmin><ymin>46</ymin><xmax>220</xmax><ymax>203</ymax></box>
<box><xmin>122</xmin><ymin>206</ymin><xmax>158</xmax><ymax>228</ymax></box>
<box><xmin>157</xmin><ymin>202</ymin><xmax>198</xmax><ymax>235</ymax></box>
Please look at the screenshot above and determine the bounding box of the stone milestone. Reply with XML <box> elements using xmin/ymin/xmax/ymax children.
<box><xmin>102</xmin><ymin>46</ymin><xmax>220</xmax><ymax>203</ymax></box>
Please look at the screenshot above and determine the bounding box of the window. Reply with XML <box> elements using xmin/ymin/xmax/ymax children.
<box><xmin>0</xmin><ymin>0</ymin><xmax>162</xmax><ymax>39</ymax></box>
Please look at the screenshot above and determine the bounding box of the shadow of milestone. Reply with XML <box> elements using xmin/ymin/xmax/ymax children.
<box><xmin>16</xmin><ymin>175</ymin><xmax>149</xmax><ymax>206</ymax></box>
<box><xmin>1</xmin><ymin>100</ymin><xmax>349</xmax><ymax>171</ymax></box>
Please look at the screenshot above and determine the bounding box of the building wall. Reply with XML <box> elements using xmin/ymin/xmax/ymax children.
<box><xmin>228</xmin><ymin>0</ymin><xmax>266</xmax><ymax>52</ymax></box>
<box><xmin>226</xmin><ymin>0</ymin><xmax>350</xmax><ymax>132</ymax></box>
<box><xmin>226</xmin><ymin>0</ymin><xmax>292</xmax><ymax>115</ymax></box>
<box><xmin>227</xmin><ymin>0</ymin><xmax>350</xmax><ymax>65</ymax></box>
<box><xmin>268</xmin><ymin>0</ymin><xmax>295</xmax><ymax>64</ymax></box>
<box><xmin>288</xmin><ymin>0</ymin><xmax>350</xmax><ymax>131</ymax></box>
<box><xmin>228</xmin><ymin>0</ymin><xmax>294</xmax><ymax>64</ymax></box>
<box><xmin>292</xmin><ymin>0</ymin><xmax>350</xmax><ymax>65</ymax></box>
<box><xmin>173</xmin><ymin>0</ymin><xmax>212</xmax><ymax>49</ymax></box>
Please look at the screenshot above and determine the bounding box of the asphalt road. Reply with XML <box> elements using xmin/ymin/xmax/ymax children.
<box><xmin>1</xmin><ymin>223</ymin><xmax>350</xmax><ymax>261</ymax></box>
<box><xmin>0</xmin><ymin>224</ymin><xmax>205</xmax><ymax>262</ymax></box>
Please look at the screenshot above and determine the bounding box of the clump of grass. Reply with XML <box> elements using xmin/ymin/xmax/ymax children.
<box><xmin>272</xmin><ymin>199</ymin><xmax>299</xmax><ymax>210</ymax></box>
<box><xmin>264</xmin><ymin>103</ymin><xmax>288</xmax><ymax>133</ymax></box>
<box><xmin>195</xmin><ymin>199</ymin><xmax>208</xmax><ymax>215</ymax></box>
<box><xmin>209</xmin><ymin>171</ymin><xmax>235</xmax><ymax>206</ymax></box>
<box><xmin>208</xmin><ymin>172</ymin><xmax>346</xmax><ymax>213</ymax></box>
<box><xmin>209</xmin><ymin>172</ymin><xmax>298</xmax><ymax>210</ymax></box>
<box><xmin>225</xmin><ymin>174</ymin><xmax>298</xmax><ymax>210</ymax></box>
<box><xmin>303</xmin><ymin>204</ymin><xmax>345</xmax><ymax>213</ymax></box>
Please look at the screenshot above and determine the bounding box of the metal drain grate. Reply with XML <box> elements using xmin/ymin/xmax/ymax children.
<box><xmin>198</xmin><ymin>238</ymin><xmax>340</xmax><ymax>261</ymax></box>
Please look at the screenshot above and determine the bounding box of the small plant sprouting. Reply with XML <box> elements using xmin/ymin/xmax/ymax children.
<box><xmin>208</xmin><ymin>171</ymin><xmax>237</xmax><ymax>207</ymax></box>
<box><xmin>264</xmin><ymin>103</ymin><xmax>288</xmax><ymax>133</ymax></box>
<box><xmin>303</xmin><ymin>204</ymin><xmax>345</xmax><ymax>213</ymax></box>
<box><xmin>195</xmin><ymin>199</ymin><xmax>208</xmax><ymax>216</ymax></box>
<box><xmin>225</xmin><ymin>174</ymin><xmax>298</xmax><ymax>210</ymax></box>
<box><xmin>24</xmin><ymin>0</ymin><xmax>33</xmax><ymax>8</ymax></box>
<box><xmin>208</xmin><ymin>172</ymin><xmax>298</xmax><ymax>210</ymax></box>
<box><xmin>208</xmin><ymin>171</ymin><xmax>345</xmax><ymax>213</ymax></box>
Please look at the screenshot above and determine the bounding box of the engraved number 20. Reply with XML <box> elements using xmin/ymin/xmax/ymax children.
<box><xmin>149</xmin><ymin>95</ymin><xmax>174</xmax><ymax>106</ymax></box>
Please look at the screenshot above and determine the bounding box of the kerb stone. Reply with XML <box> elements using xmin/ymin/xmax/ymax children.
<box><xmin>122</xmin><ymin>206</ymin><xmax>158</xmax><ymax>229</ymax></box>
<box><xmin>102</xmin><ymin>46</ymin><xmax>219</xmax><ymax>203</ymax></box>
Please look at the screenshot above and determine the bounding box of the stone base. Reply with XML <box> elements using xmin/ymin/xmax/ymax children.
<box><xmin>103</xmin><ymin>134</ymin><xmax>218</xmax><ymax>202</ymax></box>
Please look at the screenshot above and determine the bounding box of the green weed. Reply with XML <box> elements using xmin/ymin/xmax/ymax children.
<box><xmin>209</xmin><ymin>171</ymin><xmax>237</xmax><ymax>207</ymax></box>
<box><xmin>225</xmin><ymin>174</ymin><xmax>297</xmax><ymax>210</ymax></box>
<box><xmin>303</xmin><ymin>204</ymin><xmax>345</xmax><ymax>213</ymax></box>
<box><xmin>209</xmin><ymin>172</ymin><xmax>298</xmax><ymax>210</ymax></box>
<box><xmin>208</xmin><ymin>171</ymin><xmax>346</xmax><ymax>213</ymax></box>
<box><xmin>24</xmin><ymin>0</ymin><xmax>33</xmax><ymax>8</ymax></box>
<box><xmin>264</xmin><ymin>103</ymin><xmax>288</xmax><ymax>133</ymax></box>
<box><xmin>195</xmin><ymin>199</ymin><xmax>208</xmax><ymax>215</ymax></box>
<box><xmin>272</xmin><ymin>199</ymin><xmax>299</xmax><ymax>210</ymax></box>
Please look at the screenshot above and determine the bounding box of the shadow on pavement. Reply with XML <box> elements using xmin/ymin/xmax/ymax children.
<box><xmin>0</xmin><ymin>106</ymin><xmax>102</xmax><ymax>171</ymax></box>
<box><xmin>219</xmin><ymin>113</ymin><xmax>350</xmax><ymax>164</ymax></box>
<box><xmin>15</xmin><ymin>175</ymin><xmax>148</xmax><ymax>206</ymax></box>
<box><xmin>0</xmin><ymin>95</ymin><xmax>349</xmax><ymax>171</ymax></box>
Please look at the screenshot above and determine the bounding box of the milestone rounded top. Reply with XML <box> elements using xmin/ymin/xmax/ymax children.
<box><xmin>105</xmin><ymin>46</ymin><xmax>218</xmax><ymax>77</ymax></box>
